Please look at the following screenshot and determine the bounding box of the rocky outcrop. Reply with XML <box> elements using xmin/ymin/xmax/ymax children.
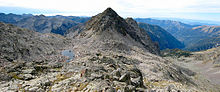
<box><xmin>0</xmin><ymin>22</ymin><xmax>70</xmax><ymax>90</ymax></box>
<box><xmin>0</xmin><ymin>22</ymin><xmax>69</xmax><ymax>62</ymax></box>
<box><xmin>76</xmin><ymin>8</ymin><xmax>160</xmax><ymax>55</ymax></box>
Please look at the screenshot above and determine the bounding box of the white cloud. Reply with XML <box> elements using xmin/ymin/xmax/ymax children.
<box><xmin>0</xmin><ymin>0</ymin><xmax>220</xmax><ymax>20</ymax></box>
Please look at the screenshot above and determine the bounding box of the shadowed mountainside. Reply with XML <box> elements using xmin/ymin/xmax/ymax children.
<box><xmin>136</xmin><ymin>18</ymin><xmax>220</xmax><ymax>51</ymax></box>
<box><xmin>138</xmin><ymin>22</ymin><xmax>184</xmax><ymax>50</ymax></box>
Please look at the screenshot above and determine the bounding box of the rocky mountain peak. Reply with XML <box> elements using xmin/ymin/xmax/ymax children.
<box><xmin>102</xmin><ymin>7</ymin><xmax>118</xmax><ymax>18</ymax></box>
<box><xmin>34</xmin><ymin>14</ymin><xmax>46</xmax><ymax>18</ymax></box>
<box><xmin>126</xmin><ymin>18</ymin><xmax>139</xmax><ymax>29</ymax></box>
<box><xmin>83</xmin><ymin>7</ymin><xmax>129</xmax><ymax>36</ymax></box>
<box><xmin>126</xmin><ymin>18</ymin><xmax>138</xmax><ymax>24</ymax></box>
<box><xmin>77</xmin><ymin>8</ymin><xmax>160</xmax><ymax>55</ymax></box>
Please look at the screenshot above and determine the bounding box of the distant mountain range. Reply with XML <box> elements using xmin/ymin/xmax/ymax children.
<box><xmin>0</xmin><ymin>13</ymin><xmax>84</xmax><ymax>35</ymax></box>
<box><xmin>135</xmin><ymin>18</ymin><xmax>220</xmax><ymax>51</ymax></box>
<box><xmin>185</xmin><ymin>26</ymin><xmax>220</xmax><ymax>51</ymax></box>
<box><xmin>152</xmin><ymin>17</ymin><xmax>220</xmax><ymax>25</ymax></box>
<box><xmin>135</xmin><ymin>18</ymin><xmax>196</xmax><ymax>42</ymax></box>
<box><xmin>0</xmin><ymin>12</ymin><xmax>220</xmax><ymax>51</ymax></box>
<box><xmin>138</xmin><ymin>23</ymin><xmax>184</xmax><ymax>50</ymax></box>
<box><xmin>0</xmin><ymin>13</ymin><xmax>184</xmax><ymax>50</ymax></box>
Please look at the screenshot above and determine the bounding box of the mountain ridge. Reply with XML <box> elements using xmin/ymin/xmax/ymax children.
<box><xmin>138</xmin><ymin>22</ymin><xmax>185</xmax><ymax>50</ymax></box>
<box><xmin>1</xmin><ymin>12</ymin><xmax>219</xmax><ymax>51</ymax></box>
<box><xmin>136</xmin><ymin>18</ymin><xmax>220</xmax><ymax>51</ymax></box>
<box><xmin>76</xmin><ymin>8</ymin><xmax>160</xmax><ymax>55</ymax></box>
<box><xmin>0</xmin><ymin>12</ymin><xmax>190</xmax><ymax>51</ymax></box>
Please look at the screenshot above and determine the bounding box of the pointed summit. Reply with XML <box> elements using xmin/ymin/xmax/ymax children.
<box><xmin>101</xmin><ymin>7</ymin><xmax>118</xmax><ymax>17</ymax></box>
<box><xmin>77</xmin><ymin>8</ymin><xmax>160</xmax><ymax>55</ymax></box>
<box><xmin>104</xmin><ymin>7</ymin><xmax>114</xmax><ymax>12</ymax></box>
<box><xmin>83</xmin><ymin>7</ymin><xmax>128</xmax><ymax>35</ymax></box>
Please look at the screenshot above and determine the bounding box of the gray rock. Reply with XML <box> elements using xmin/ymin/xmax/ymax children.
<box><xmin>131</xmin><ymin>77</ymin><xmax>143</xmax><ymax>87</ymax></box>
<box><xmin>0</xmin><ymin>73</ymin><xmax>12</xmax><ymax>81</ymax></box>
<box><xmin>28</xmin><ymin>86</ymin><xmax>39</xmax><ymax>91</ymax></box>
<box><xmin>111</xmin><ymin>68</ymin><xmax>121</xmax><ymax>77</ymax></box>
<box><xmin>36</xmin><ymin>88</ymin><xmax>45</xmax><ymax>92</ymax></box>
<box><xmin>18</xmin><ymin>74</ymin><xmax>34</xmax><ymax>80</ymax></box>
<box><xmin>90</xmin><ymin>73</ymin><xmax>103</xmax><ymax>80</ymax></box>
<box><xmin>113</xmin><ymin>76</ymin><xmax>120</xmax><ymax>81</ymax></box>
<box><xmin>115</xmin><ymin>69</ymin><xmax>121</xmax><ymax>77</ymax></box>
<box><xmin>126</xmin><ymin>85</ymin><xmax>135</xmax><ymax>91</ymax></box>
<box><xmin>136</xmin><ymin>88</ymin><xmax>148</xmax><ymax>92</ymax></box>
<box><xmin>106</xmin><ymin>87</ymin><xmax>116</xmax><ymax>92</ymax></box>
<box><xmin>119</xmin><ymin>72</ymin><xmax>131</xmax><ymax>85</ymax></box>
<box><xmin>22</xmin><ymin>68</ymin><xmax>36</xmax><ymax>74</ymax></box>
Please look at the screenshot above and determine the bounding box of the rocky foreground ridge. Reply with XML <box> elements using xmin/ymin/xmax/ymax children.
<box><xmin>0</xmin><ymin>8</ymin><xmax>219</xmax><ymax>92</ymax></box>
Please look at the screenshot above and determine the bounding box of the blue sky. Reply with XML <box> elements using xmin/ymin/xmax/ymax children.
<box><xmin>0</xmin><ymin>0</ymin><xmax>220</xmax><ymax>21</ymax></box>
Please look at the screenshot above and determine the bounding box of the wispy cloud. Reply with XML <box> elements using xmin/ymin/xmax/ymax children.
<box><xmin>0</xmin><ymin>0</ymin><xmax>219</xmax><ymax>21</ymax></box>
